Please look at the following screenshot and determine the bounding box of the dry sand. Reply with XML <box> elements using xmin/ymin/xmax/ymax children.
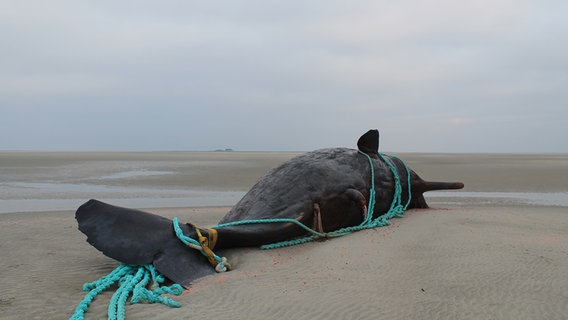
<box><xmin>1</xmin><ymin>152</ymin><xmax>567</xmax><ymax>319</ymax></box>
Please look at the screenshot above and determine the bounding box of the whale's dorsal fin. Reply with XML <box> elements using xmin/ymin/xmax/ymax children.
<box><xmin>357</xmin><ymin>129</ymin><xmax>379</xmax><ymax>157</ymax></box>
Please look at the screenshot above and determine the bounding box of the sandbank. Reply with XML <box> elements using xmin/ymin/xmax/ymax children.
<box><xmin>1</xmin><ymin>152</ymin><xmax>567</xmax><ymax>319</ymax></box>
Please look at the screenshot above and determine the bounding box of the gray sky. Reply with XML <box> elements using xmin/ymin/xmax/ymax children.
<box><xmin>1</xmin><ymin>0</ymin><xmax>567</xmax><ymax>153</ymax></box>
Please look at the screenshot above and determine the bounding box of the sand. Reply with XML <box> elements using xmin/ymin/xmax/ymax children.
<box><xmin>1</xmin><ymin>152</ymin><xmax>567</xmax><ymax>319</ymax></box>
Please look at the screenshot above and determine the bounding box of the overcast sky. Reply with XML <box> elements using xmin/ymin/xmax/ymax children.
<box><xmin>1</xmin><ymin>0</ymin><xmax>567</xmax><ymax>153</ymax></box>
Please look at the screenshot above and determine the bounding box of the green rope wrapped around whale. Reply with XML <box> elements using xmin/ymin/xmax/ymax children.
<box><xmin>72</xmin><ymin>129</ymin><xmax>464</xmax><ymax>318</ymax></box>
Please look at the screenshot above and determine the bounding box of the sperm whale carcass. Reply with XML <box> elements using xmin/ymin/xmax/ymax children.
<box><xmin>76</xmin><ymin>129</ymin><xmax>464</xmax><ymax>287</ymax></box>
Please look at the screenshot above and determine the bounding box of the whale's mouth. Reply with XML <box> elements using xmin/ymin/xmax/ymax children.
<box><xmin>420</xmin><ymin>181</ymin><xmax>465</xmax><ymax>192</ymax></box>
<box><xmin>409</xmin><ymin>181</ymin><xmax>465</xmax><ymax>209</ymax></box>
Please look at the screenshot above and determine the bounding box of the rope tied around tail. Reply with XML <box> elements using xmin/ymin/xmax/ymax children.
<box><xmin>173</xmin><ymin>218</ymin><xmax>231</xmax><ymax>273</ymax></box>
<box><xmin>71</xmin><ymin>222</ymin><xmax>227</xmax><ymax>320</ymax></box>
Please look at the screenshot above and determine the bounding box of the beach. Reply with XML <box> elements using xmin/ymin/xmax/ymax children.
<box><xmin>1</xmin><ymin>152</ymin><xmax>567</xmax><ymax>319</ymax></box>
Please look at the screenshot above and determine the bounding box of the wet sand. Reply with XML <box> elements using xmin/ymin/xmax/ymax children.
<box><xmin>1</xmin><ymin>152</ymin><xmax>567</xmax><ymax>319</ymax></box>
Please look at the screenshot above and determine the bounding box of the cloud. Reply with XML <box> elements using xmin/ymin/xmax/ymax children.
<box><xmin>307</xmin><ymin>0</ymin><xmax>530</xmax><ymax>44</ymax></box>
<box><xmin>0</xmin><ymin>0</ymin><xmax>567</xmax><ymax>152</ymax></box>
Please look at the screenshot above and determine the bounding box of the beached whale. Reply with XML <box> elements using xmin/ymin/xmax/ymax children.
<box><xmin>76</xmin><ymin>129</ymin><xmax>464</xmax><ymax>287</ymax></box>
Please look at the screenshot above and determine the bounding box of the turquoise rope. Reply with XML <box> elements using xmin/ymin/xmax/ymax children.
<box><xmin>215</xmin><ymin>218</ymin><xmax>328</xmax><ymax>238</ymax></box>
<box><xmin>70</xmin><ymin>264</ymin><xmax>183</xmax><ymax>320</ymax></box>
<box><xmin>211</xmin><ymin>152</ymin><xmax>412</xmax><ymax>249</ymax></box>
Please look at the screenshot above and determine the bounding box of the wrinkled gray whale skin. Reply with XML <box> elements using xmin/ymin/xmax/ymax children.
<box><xmin>76</xmin><ymin>129</ymin><xmax>464</xmax><ymax>287</ymax></box>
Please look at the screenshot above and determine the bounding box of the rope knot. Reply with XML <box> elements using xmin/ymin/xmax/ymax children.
<box><xmin>215</xmin><ymin>257</ymin><xmax>231</xmax><ymax>272</ymax></box>
<box><xmin>172</xmin><ymin>218</ymin><xmax>231</xmax><ymax>273</ymax></box>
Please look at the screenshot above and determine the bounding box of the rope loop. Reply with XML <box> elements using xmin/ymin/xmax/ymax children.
<box><xmin>172</xmin><ymin>218</ymin><xmax>230</xmax><ymax>273</ymax></box>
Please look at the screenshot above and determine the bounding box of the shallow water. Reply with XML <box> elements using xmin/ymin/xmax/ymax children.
<box><xmin>2</xmin><ymin>182</ymin><xmax>567</xmax><ymax>214</ymax></box>
<box><xmin>426</xmin><ymin>191</ymin><xmax>568</xmax><ymax>207</ymax></box>
<box><xmin>0</xmin><ymin>193</ymin><xmax>245</xmax><ymax>214</ymax></box>
<box><xmin>0</xmin><ymin>167</ymin><xmax>244</xmax><ymax>213</ymax></box>
<box><xmin>98</xmin><ymin>170</ymin><xmax>175</xmax><ymax>180</ymax></box>
<box><xmin>2</xmin><ymin>151</ymin><xmax>567</xmax><ymax>213</ymax></box>
<box><xmin>0</xmin><ymin>178</ymin><xmax>245</xmax><ymax>213</ymax></box>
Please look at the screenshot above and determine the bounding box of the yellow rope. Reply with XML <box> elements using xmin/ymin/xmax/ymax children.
<box><xmin>190</xmin><ymin>224</ymin><xmax>219</xmax><ymax>268</ymax></box>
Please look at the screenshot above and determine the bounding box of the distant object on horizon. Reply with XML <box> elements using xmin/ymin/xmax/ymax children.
<box><xmin>214</xmin><ymin>148</ymin><xmax>234</xmax><ymax>152</ymax></box>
